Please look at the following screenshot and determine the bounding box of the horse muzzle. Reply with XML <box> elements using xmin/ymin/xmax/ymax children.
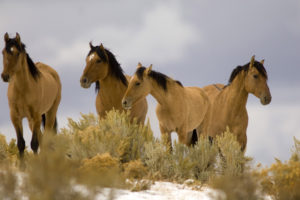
<box><xmin>80</xmin><ymin>77</ymin><xmax>92</xmax><ymax>88</ymax></box>
<box><xmin>1</xmin><ymin>73</ymin><xmax>10</xmax><ymax>82</ymax></box>
<box><xmin>260</xmin><ymin>94</ymin><xmax>272</xmax><ymax>105</ymax></box>
<box><xmin>122</xmin><ymin>98</ymin><xmax>132</xmax><ymax>110</ymax></box>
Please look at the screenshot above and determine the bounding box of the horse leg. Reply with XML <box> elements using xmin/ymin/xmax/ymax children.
<box><xmin>29</xmin><ymin>115</ymin><xmax>42</xmax><ymax>154</ymax></box>
<box><xmin>159</xmin><ymin>124</ymin><xmax>172</xmax><ymax>151</ymax></box>
<box><xmin>11</xmin><ymin>113</ymin><xmax>25</xmax><ymax>158</ymax></box>
<box><xmin>45</xmin><ymin>94</ymin><xmax>61</xmax><ymax>134</ymax></box>
<box><xmin>177</xmin><ymin>128</ymin><xmax>191</xmax><ymax>146</ymax></box>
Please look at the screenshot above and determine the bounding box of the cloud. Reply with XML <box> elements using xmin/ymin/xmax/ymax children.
<box><xmin>117</xmin><ymin>2</ymin><xmax>200</xmax><ymax>66</ymax></box>
<box><xmin>48</xmin><ymin>2</ymin><xmax>199</xmax><ymax>71</ymax></box>
<box><xmin>246</xmin><ymin>104</ymin><xmax>300</xmax><ymax>165</ymax></box>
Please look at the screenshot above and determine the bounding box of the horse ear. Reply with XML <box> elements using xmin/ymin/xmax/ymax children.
<box><xmin>137</xmin><ymin>62</ymin><xmax>142</xmax><ymax>69</ymax></box>
<box><xmin>4</xmin><ymin>32</ymin><xmax>9</xmax><ymax>43</ymax></box>
<box><xmin>250</xmin><ymin>55</ymin><xmax>255</xmax><ymax>69</ymax></box>
<box><xmin>100</xmin><ymin>43</ymin><xmax>105</xmax><ymax>51</ymax></box>
<box><xmin>260</xmin><ymin>59</ymin><xmax>265</xmax><ymax>65</ymax></box>
<box><xmin>100</xmin><ymin>43</ymin><xmax>109</xmax><ymax>61</ymax></box>
<box><xmin>15</xmin><ymin>32</ymin><xmax>21</xmax><ymax>45</ymax></box>
<box><xmin>145</xmin><ymin>64</ymin><xmax>153</xmax><ymax>75</ymax></box>
<box><xmin>89</xmin><ymin>42</ymin><xmax>94</xmax><ymax>49</ymax></box>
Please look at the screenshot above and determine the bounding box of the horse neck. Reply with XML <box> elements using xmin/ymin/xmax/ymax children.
<box><xmin>98</xmin><ymin>72</ymin><xmax>127</xmax><ymax>102</ymax></box>
<box><xmin>11</xmin><ymin>54</ymin><xmax>33</xmax><ymax>90</ymax></box>
<box><xmin>225</xmin><ymin>73</ymin><xmax>249</xmax><ymax>112</ymax></box>
<box><xmin>150</xmin><ymin>79</ymin><xmax>183</xmax><ymax>108</ymax></box>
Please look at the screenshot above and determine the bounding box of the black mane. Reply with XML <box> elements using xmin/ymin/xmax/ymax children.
<box><xmin>136</xmin><ymin>67</ymin><xmax>183</xmax><ymax>91</ymax></box>
<box><xmin>5</xmin><ymin>38</ymin><xmax>40</xmax><ymax>80</ymax></box>
<box><xmin>88</xmin><ymin>45</ymin><xmax>127</xmax><ymax>93</ymax></box>
<box><xmin>228</xmin><ymin>61</ymin><xmax>268</xmax><ymax>84</ymax></box>
<box><xmin>26</xmin><ymin>54</ymin><xmax>40</xmax><ymax>80</ymax></box>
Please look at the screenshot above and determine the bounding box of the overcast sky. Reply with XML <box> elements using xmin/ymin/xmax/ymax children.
<box><xmin>0</xmin><ymin>0</ymin><xmax>299</xmax><ymax>165</ymax></box>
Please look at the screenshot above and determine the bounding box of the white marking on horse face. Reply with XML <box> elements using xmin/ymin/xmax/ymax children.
<box><xmin>10</xmin><ymin>47</ymin><xmax>14</xmax><ymax>53</ymax></box>
<box><xmin>88</xmin><ymin>53</ymin><xmax>95</xmax><ymax>62</ymax></box>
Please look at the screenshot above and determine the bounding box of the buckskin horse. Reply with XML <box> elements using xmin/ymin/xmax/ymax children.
<box><xmin>80</xmin><ymin>43</ymin><xmax>148</xmax><ymax>123</ymax></box>
<box><xmin>1</xmin><ymin>33</ymin><xmax>61</xmax><ymax>158</ymax></box>
<box><xmin>122</xmin><ymin>63</ymin><xmax>209</xmax><ymax>148</ymax></box>
<box><xmin>199</xmin><ymin>56</ymin><xmax>271</xmax><ymax>152</ymax></box>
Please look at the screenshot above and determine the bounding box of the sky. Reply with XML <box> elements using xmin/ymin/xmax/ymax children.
<box><xmin>0</xmin><ymin>0</ymin><xmax>299</xmax><ymax>165</ymax></box>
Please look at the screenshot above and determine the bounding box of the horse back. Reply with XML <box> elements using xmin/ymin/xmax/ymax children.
<box><xmin>35</xmin><ymin>62</ymin><xmax>61</xmax><ymax>85</ymax></box>
<box><xmin>202</xmin><ymin>84</ymin><xmax>224</xmax><ymax>103</ymax></box>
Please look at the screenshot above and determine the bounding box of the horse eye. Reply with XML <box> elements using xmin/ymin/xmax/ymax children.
<box><xmin>253</xmin><ymin>74</ymin><xmax>259</xmax><ymax>79</ymax></box>
<box><xmin>96</xmin><ymin>60</ymin><xmax>102</xmax><ymax>63</ymax></box>
<box><xmin>135</xmin><ymin>82</ymin><xmax>141</xmax><ymax>86</ymax></box>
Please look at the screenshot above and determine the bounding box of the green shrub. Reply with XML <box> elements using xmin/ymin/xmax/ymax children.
<box><xmin>207</xmin><ymin>129</ymin><xmax>261</xmax><ymax>200</ymax></box>
<box><xmin>2</xmin><ymin>110</ymin><xmax>298</xmax><ymax>199</ymax></box>
<box><xmin>144</xmin><ymin>136</ymin><xmax>218</xmax><ymax>182</ymax></box>
<box><xmin>123</xmin><ymin>160</ymin><xmax>148</xmax><ymax>179</ymax></box>
<box><xmin>62</xmin><ymin>110</ymin><xmax>154</xmax><ymax>163</ymax></box>
<box><xmin>216</xmin><ymin>127</ymin><xmax>250</xmax><ymax>175</ymax></box>
<box><xmin>187</xmin><ymin>136</ymin><xmax>218</xmax><ymax>181</ymax></box>
<box><xmin>79</xmin><ymin>152</ymin><xmax>124</xmax><ymax>188</ymax></box>
<box><xmin>0</xmin><ymin>164</ymin><xmax>20</xmax><ymax>200</ymax></box>
<box><xmin>258</xmin><ymin>137</ymin><xmax>300</xmax><ymax>200</ymax></box>
<box><xmin>0</xmin><ymin>134</ymin><xmax>8</xmax><ymax>161</ymax></box>
<box><xmin>143</xmin><ymin>139</ymin><xmax>174</xmax><ymax>180</ymax></box>
<box><xmin>0</xmin><ymin>134</ymin><xmax>21</xmax><ymax>166</ymax></box>
<box><xmin>210</xmin><ymin>172</ymin><xmax>264</xmax><ymax>200</ymax></box>
<box><xmin>23</xmin><ymin>133</ymin><xmax>90</xmax><ymax>200</ymax></box>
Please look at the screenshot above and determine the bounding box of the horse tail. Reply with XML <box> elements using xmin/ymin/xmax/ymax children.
<box><xmin>54</xmin><ymin>117</ymin><xmax>58</xmax><ymax>133</ymax></box>
<box><xmin>42</xmin><ymin>114</ymin><xmax>46</xmax><ymax>129</ymax></box>
<box><xmin>191</xmin><ymin>129</ymin><xmax>198</xmax><ymax>146</ymax></box>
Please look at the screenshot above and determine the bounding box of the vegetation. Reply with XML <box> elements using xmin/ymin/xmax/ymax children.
<box><xmin>0</xmin><ymin>110</ymin><xmax>299</xmax><ymax>199</ymax></box>
<box><xmin>257</xmin><ymin>137</ymin><xmax>300</xmax><ymax>200</ymax></box>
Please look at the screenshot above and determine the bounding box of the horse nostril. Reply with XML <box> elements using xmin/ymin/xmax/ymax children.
<box><xmin>123</xmin><ymin>100</ymin><xmax>127</xmax><ymax>105</ymax></box>
<box><xmin>263</xmin><ymin>95</ymin><xmax>271</xmax><ymax>104</ymax></box>
<box><xmin>1</xmin><ymin>73</ymin><xmax>9</xmax><ymax>82</ymax></box>
<box><xmin>82</xmin><ymin>77</ymin><xmax>87</xmax><ymax>84</ymax></box>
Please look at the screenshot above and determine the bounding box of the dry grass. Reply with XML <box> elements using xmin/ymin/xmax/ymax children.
<box><xmin>143</xmin><ymin>136</ymin><xmax>218</xmax><ymax>182</ymax></box>
<box><xmin>215</xmin><ymin>127</ymin><xmax>250</xmax><ymax>175</ymax></box>
<box><xmin>123</xmin><ymin>160</ymin><xmax>148</xmax><ymax>179</ymax></box>
<box><xmin>62</xmin><ymin>110</ymin><xmax>154</xmax><ymax>163</ymax></box>
<box><xmin>257</xmin><ymin>137</ymin><xmax>300</xmax><ymax>200</ymax></box>
<box><xmin>0</xmin><ymin>111</ymin><xmax>299</xmax><ymax>200</ymax></box>
<box><xmin>210</xmin><ymin>172</ymin><xmax>264</xmax><ymax>200</ymax></box>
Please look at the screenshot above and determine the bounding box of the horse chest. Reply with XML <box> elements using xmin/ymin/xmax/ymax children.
<box><xmin>9</xmin><ymin>95</ymin><xmax>36</xmax><ymax>116</ymax></box>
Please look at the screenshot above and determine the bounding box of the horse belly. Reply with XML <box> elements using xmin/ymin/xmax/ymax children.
<box><xmin>39</xmin><ymin>75</ymin><xmax>59</xmax><ymax>114</ymax></box>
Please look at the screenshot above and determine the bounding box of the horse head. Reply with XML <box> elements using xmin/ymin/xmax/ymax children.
<box><xmin>2</xmin><ymin>32</ymin><xmax>26</xmax><ymax>82</ymax></box>
<box><xmin>245</xmin><ymin>56</ymin><xmax>272</xmax><ymax>105</ymax></box>
<box><xmin>80</xmin><ymin>42</ymin><xmax>110</xmax><ymax>88</ymax></box>
<box><xmin>122</xmin><ymin>63</ymin><xmax>152</xmax><ymax>109</ymax></box>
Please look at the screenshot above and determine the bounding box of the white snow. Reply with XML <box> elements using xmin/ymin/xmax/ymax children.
<box><xmin>96</xmin><ymin>181</ymin><xmax>219</xmax><ymax>200</ymax></box>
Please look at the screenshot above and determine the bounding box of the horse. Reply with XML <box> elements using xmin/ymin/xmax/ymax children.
<box><xmin>1</xmin><ymin>33</ymin><xmax>61</xmax><ymax>158</ymax></box>
<box><xmin>122</xmin><ymin>63</ymin><xmax>210</xmax><ymax>148</ymax></box>
<box><xmin>80</xmin><ymin>43</ymin><xmax>148</xmax><ymax>123</ymax></box>
<box><xmin>199</xmin><ymin>56</ymin><xmax>271</xmax><ymax>152</ymax></box>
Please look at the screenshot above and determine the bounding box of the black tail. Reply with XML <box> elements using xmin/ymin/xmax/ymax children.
<box><xmin>41</xmin><ymin>114</ymin><xmax>58</xmax><ymax>133</ymax></box>
<box><xmin>42</xmin><ymin>114</ymin><xmax>46</xmax><ymax>129</ymax></box>
<box><xmin>54</xmin><ymin>117</ymin><xmax>58</xmax><ymax>133</ymax></box>
<box><xmin>191</xmin><ymin>129</ymin><xmax>198</xmax><ymax>146</ymax></box>
<box><xmin>208</xmin><ymin>136</ymin><xmax>214</xmax><ymax>145</ymax></box>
